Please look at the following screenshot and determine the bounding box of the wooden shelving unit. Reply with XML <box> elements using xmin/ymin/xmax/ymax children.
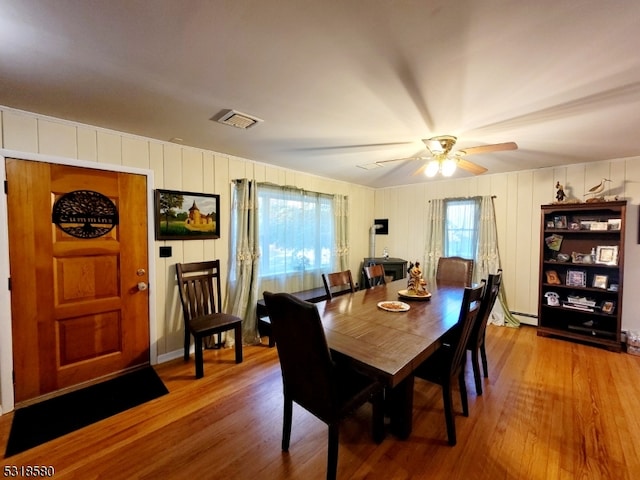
<box><xmin>537</xmin><ymin>201</ymin><xmax>626</xmax><ymax>351</ymax></box>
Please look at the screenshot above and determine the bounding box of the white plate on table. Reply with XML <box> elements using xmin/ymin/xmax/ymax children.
<box><xmin>377</xmin><ymin>301</ymin><xmax>410</xmax><ymax>312</ymax></box>
<box><xmin>397</xmin><ymin>289</ymin><xmax>432</xmax><ymax>301</ymax></box>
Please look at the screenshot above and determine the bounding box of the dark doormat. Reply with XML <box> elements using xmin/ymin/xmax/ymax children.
<box><xmin>4</xmin><ymin>366</ymin><xmax>168</xmax><ymax>457</ymax></box>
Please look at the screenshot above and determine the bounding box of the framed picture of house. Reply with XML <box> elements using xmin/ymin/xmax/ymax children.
<box><xmin>155</xmin><ymin>189</ymin><xmax>220</xmax><ymax>240</ymax></box>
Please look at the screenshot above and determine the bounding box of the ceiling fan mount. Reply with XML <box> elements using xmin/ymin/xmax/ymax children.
<box><xmin>424</xmin><ymin>135</ymin><xmax>457</xmax><ymax>156</ymax></box>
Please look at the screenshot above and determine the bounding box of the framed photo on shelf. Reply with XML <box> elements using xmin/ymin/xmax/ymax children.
<box><xmin>595</xmin><ymin>245</ymin><xmax>619</xmax><ymax>266</ymax></box>
<box><xmin>601</xmin><ymin>301</ymin><xmax>616</xmax><ymax>314</ymax></box>
<box><xmin>566</xmin><ymin>270</ymin><xmax>587</xmax><ymax>287</ymax></box>
<box><xmin>545</xmin><ymin>270</ymin><xmax>561</xmax><ymax>285</ymax></box>
<box><xmin>592</xmin><ymin>274</ymin><xmax>608</xmax><ymax>289</ymax></box>
<box><xmin>571</xmin><ymin>251</ymin><xmax>593</xmax><ymax>264</ymax></box>
<box><xmin>607</xmin><ymin>219</ymin><xmax>621</xmax><ymax>230</ymax></box>
<box><xmin>554</xmin><ymin>215</ymin><xmax>567</xmax><ymax>229</ymax></box>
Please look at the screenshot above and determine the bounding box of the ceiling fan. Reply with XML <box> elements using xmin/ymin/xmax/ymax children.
<box><xmin>362</xmin><ymin>135</ymin><xmax>518</xmax><ymax>177</ymax></box>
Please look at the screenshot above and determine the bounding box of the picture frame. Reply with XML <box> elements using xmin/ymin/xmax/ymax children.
<box><xmin>565</xmin><ymin>270</ymin><xmax>587</xmax><ymax>287</ymax></box>
<box><xmin>546</xmin><ymin>220</ymin><xmax>555</xmax><ymax>228</ymax></box>
<box><xmin>607</xmin><ymin>218</ymin><xmax>621</xmax><ymax>231</ymax></box>
<box><xmin>592</xmin><ymin>274</ymin><xmax>608</xmax><ymax>289</ymax></box>
<box><xmin>554</xmin><ymin>215</ymin><xmax>567</xmax><ymax>229</ymax></box>
<box><xmin>601</xmin><ymin>301</ymin><xmax>616</xmax><ymax>314</ymax></box>
<box><xmin>155</xmin><ymin>189</ymin><xmax>220</xmax><ymax>240</ymax></box>
<box><xmin>545</xmin><ymin>270</ymin><xmax>561</xmax><ymax>285</ymax></box>
<box><xmin>595</xmin><ymin>245</ymin><xmax>618</xmax><ymax>266</ymax></box>
<box><xmin>571</xmin><ymin>251</ymin><xmax>593</xmax><ymax>264</ymax></box>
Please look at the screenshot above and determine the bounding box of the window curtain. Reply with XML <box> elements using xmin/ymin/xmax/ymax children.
<box><xmin>226</xmin><ymin>179</ymin><xmax>261</xmax><ymax>346</ymax></box>
<box><xmin>476</xmin><ymin>196</ymin><xmax>519</xmax><ymax>327</ymax></box>
<box><xmin>423</xmin><ymin>198</ymin><xmax>445</xmax><ymax>283</ymax></box>
<box><xmin>333</xmin><ymin>194</ymin><xmax>349</xmax><ymax>271</ymax></box>
<box><xmin>424</xmin><ymin>195</ymin><xmax>519</xmax><ymax>327</ymax></box>
<box><xmin>257</xmin><ymin>185</ymin><xmax>334</xmax><ymax>294</ymax></box>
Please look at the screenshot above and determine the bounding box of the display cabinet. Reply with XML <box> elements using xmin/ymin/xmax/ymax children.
<box><xmin>537</xmin><ymin>201</ymin><xmax>626</xmax><ymax>351</ymax></box>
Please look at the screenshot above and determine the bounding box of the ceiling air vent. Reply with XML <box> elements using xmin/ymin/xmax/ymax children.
<box><xmin>214</xmin><ymin>109</ymin><xmax>263</xmax><ymax>129</ymax></box>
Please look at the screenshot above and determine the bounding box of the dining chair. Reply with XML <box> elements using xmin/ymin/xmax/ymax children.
<box><xmin>413</xmin><ymin>282</ymin><xmax>484</xmax><ymax>446</ymax></box>
<box><xmin>322</xmin><ymin>269</ymin><xmax>356</xmax><ymax>299</ymax></box>
<box><xmin>467</xmin><ymin>269</ymin><xmax>503</xmax><ymax>395</ymax></box>
<box><xmin>176</xmin><ymin>260</ymin><xmax>243</xmax><ymax>378</ymax></box>
<box><xmin>436</xmin><ymin>256</ymin><xmax>474</xmax><ymax>287</ymax></box>
<box><xmin>363</xmin><ymin>264</ymin><xmax>386</xmax><ymax>288</ymax></box>
<box><xmin>263</xmin><ymin>291</ymin><xmax>384</xmax><ymax>480</ymax></box>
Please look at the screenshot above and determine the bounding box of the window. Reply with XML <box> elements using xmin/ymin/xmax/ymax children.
<box><xmin>258</xmin><ymin>184</ymin><xmax>335</xmax><ymax>278</ymax></box>
<box><xmin>444</xmin><ymin>198</ymin><xmax>479</xmax><ymax>259</ymax></box>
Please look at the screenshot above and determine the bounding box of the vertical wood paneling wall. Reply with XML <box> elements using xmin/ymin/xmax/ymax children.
<box><xmin>374</xmin><ymin>158</ymin><xmax>640</xmax><ymax>330</ymax></box>
<box><xmin>1</xmin><ymin>105</ymin><xmax>639</xmax><ymax>413</ymax></box>
<box><xmin>0</xmin><ymin>106</ymin><xmax>375</xmax><ymax>363</ymax></box>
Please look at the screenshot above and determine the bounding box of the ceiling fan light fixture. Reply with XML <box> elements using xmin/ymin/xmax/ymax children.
<box><xmin>441</xmin><ymin>158</ymin><xmax>457</xmax><ymax>176</ymax></box>
<box><xmin>424</xmin><ymin>160</ymin><xmax>439</xmax><ymax>177</ymax></box>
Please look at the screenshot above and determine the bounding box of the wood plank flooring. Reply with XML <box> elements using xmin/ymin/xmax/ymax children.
<box><xmin>2</xmin><ymin>325</ymin><xmax>640</xmax><ymax>479</ymax></box>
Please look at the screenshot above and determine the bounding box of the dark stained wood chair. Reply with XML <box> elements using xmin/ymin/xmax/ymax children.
<box><xmin>263</xmin><ymin>291</ymin><xmax>384</xmax><ymax>480</ymax></box>
<box><xmin>322</xmin><ymin>269</ymin><xmax>356</xmax><ymax>299</ymax></box>
<box><xmin>176</xmin><ymin>260</ymin><xmax>243</xmax><ymax>378</ymax></box>
<box><xmin>413</xmin><ymin>283</ymin><xmax>484</xmax><ymax>446</ymax></box>
<box><xmin>467</xmin><ymin>269</ymin><xmax>502</xmax><ymax>395</ymax></box>
<box><xmin>363</xmin><ymin>264</ymin><xmax>386</xmax><ymax>288</ymax></box>
<box><xmin>436</xmin><ymin>256</ymin><xmax>474</xmax><ymax>287</ymax></box>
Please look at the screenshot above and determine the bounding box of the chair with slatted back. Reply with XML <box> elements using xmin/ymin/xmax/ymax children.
<box><xmin>413</xmin><ymin>283</ymin><xmax>484</xmax><ymax>446</ymax></box>
<box><xmin>176</xmin><ymin>260</ymin><xmax>243</xmax><ymax>378</ymax></box>
<box><xmin>363</xmin><ymin>264</ymin><xmax>386</xmax><ymax>288</ymax></box>
<box><xmin>322</xmin><ymin>270</ymin><xmax>356</xmax><ymax>299</ymax></box>
<box><xmin>467</xmin><ymin>269</ymin><xmax>502</xmax><ymax>395</ymax></box>
<box><xmin>263</xmin><ymin>291</ymin><xmax>384</xmax><ymax>480</ymax></box>
<box><xmin>436</xmin><ymin>256</ymin><xmax>474</xmax><ymax>287</ymax></box>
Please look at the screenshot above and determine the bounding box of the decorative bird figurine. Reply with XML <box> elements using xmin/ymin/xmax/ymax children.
<box><xmin>584</xmin><ymin>178</ymin><xmax>611</xmax><ymax>198</ymax></box>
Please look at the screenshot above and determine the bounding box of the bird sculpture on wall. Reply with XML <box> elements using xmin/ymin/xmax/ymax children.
<box><xmin>584</xmin><ymin>178</ymin><xmax>611</xmax><ymax>200</ymax></box>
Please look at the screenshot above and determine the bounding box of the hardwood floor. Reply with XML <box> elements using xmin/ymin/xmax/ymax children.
<box><xmin>2</xmin><ymin>325</ymin><xmax>640</xmax><ymax>479</ymax></box>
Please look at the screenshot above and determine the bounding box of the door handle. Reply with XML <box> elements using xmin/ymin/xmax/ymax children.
<box><xmin>137</xmin><ymin>282</ymin><xmax>148</xmax><ymax>291</ymax></box>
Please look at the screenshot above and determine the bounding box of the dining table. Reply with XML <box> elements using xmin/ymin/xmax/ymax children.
<box><xmin>314</xmin><ymin>278</ymin><xmax>466</xmax><ymax>439</ymax></box>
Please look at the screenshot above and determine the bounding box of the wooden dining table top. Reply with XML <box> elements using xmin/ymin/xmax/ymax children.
<box><xmin>315</xmin><ymin>279</ymin><xmax>465</xmax><ymax>388</ymax></box>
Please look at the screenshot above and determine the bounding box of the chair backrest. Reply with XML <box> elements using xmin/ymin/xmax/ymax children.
<box><xmin>448</xmin><ymin>283</ymin><xmax>485</xmax><ymax>376</ymax></box>
<box><xmin>363</xmin><ymin>264</ymin><xmax>386</xmax><ymax>287</ymax></box>
<box><xmin>436</xmin><ymin>256</ymin><xmax>474</xmax><ymax>287</ymax></box>
<box><xmin>176</xmin><ymin>260</ymin><xmax>223</xmax><ymax>323</ymax></box>
<box><xmin>322</xmin><ymin>270</ymin><xmax>356</xmax><ymax>299</ymax></box>
<box><xmin>470</xmin><ymin>270</ymin><xmax>503</xmax><ymax>347</ymax></box>
<box><xmin>263</xmin><ymin>291</ymin><xmax>338</xmax><ymax>418</ymax></box>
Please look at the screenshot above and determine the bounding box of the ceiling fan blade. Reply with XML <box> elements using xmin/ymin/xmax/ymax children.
<box><xmin>375</xmin><ymin>155</ymin><xmax>422</xmax><ymax>166</ymax></box>
<box><xmin>457</xmin><ymin>158</ymin><xmax>488</xmax><ymax>175</ymax></box>
<box><xmin>412</xmin><ymin>163</ymin><xmax>427</xmax><ymax>176</ymax></box>
<box><xmin>457</xmin><ymin>141</ymin><xmax>517</xmax><ymax>156</ymax></box>
<box><xmin>291</xmin><ymin>141</ymin><xmax>414</xmax><ymax>153</ymax></box>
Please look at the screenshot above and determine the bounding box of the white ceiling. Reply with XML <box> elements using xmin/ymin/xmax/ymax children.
<box><xmin>1</xmin><ymin>0</ymin><xmax>639</xmax><ymax>188</ymax></box>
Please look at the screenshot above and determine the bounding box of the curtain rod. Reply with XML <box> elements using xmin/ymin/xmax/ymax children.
<box><xmin>428</xmin><ymin>195</ymin><xmax>497</xmax><ymax>202</ymax></box>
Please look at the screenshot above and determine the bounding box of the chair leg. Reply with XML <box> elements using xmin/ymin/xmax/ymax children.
<box><xmin>471</xmin><ymin>346</ymin><xmax>483</xmax><ymax>395</ymax></box>
<box><xmin>234</xmin><ymin>324</ymin><xmax>243</xmax><ymax>363</ymax></box>
<box><xmin>480</xmin><ymin>337</ymin><xmax>489</xmax><ymax>378</ymax></box>
<box><xmin>458</xmin><ymin>371</ymin><xmax>469</xmax><ymax>417</ymax></box>
<box><xmin>441</xmin><ymin>380</ymin><xmax>457</xmax><ymax>446</ymax></box>
<box><xmin>184</xmin><ymin>329</ymin><xmax>191</xmax><ymax>361</ymax></box>
<box><xmin>194</xmin><ymin>335</ymin><xmax>204</xmax><ymax>379</ymax></box>
<box><xmin>327</xmin><ymin>423</ymin><xmax>339</xmax><ymax>480</ymax></box>
<box><xmin>282</xmin><ymin>396</ymin><xmax>293</xmax><ymax>451</ymax></box>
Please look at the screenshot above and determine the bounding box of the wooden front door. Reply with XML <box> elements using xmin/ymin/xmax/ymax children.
<box><xmin>6</xmin><ymin>159</ymin><xmax>150</xmax><ymax>404</ymax></box>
